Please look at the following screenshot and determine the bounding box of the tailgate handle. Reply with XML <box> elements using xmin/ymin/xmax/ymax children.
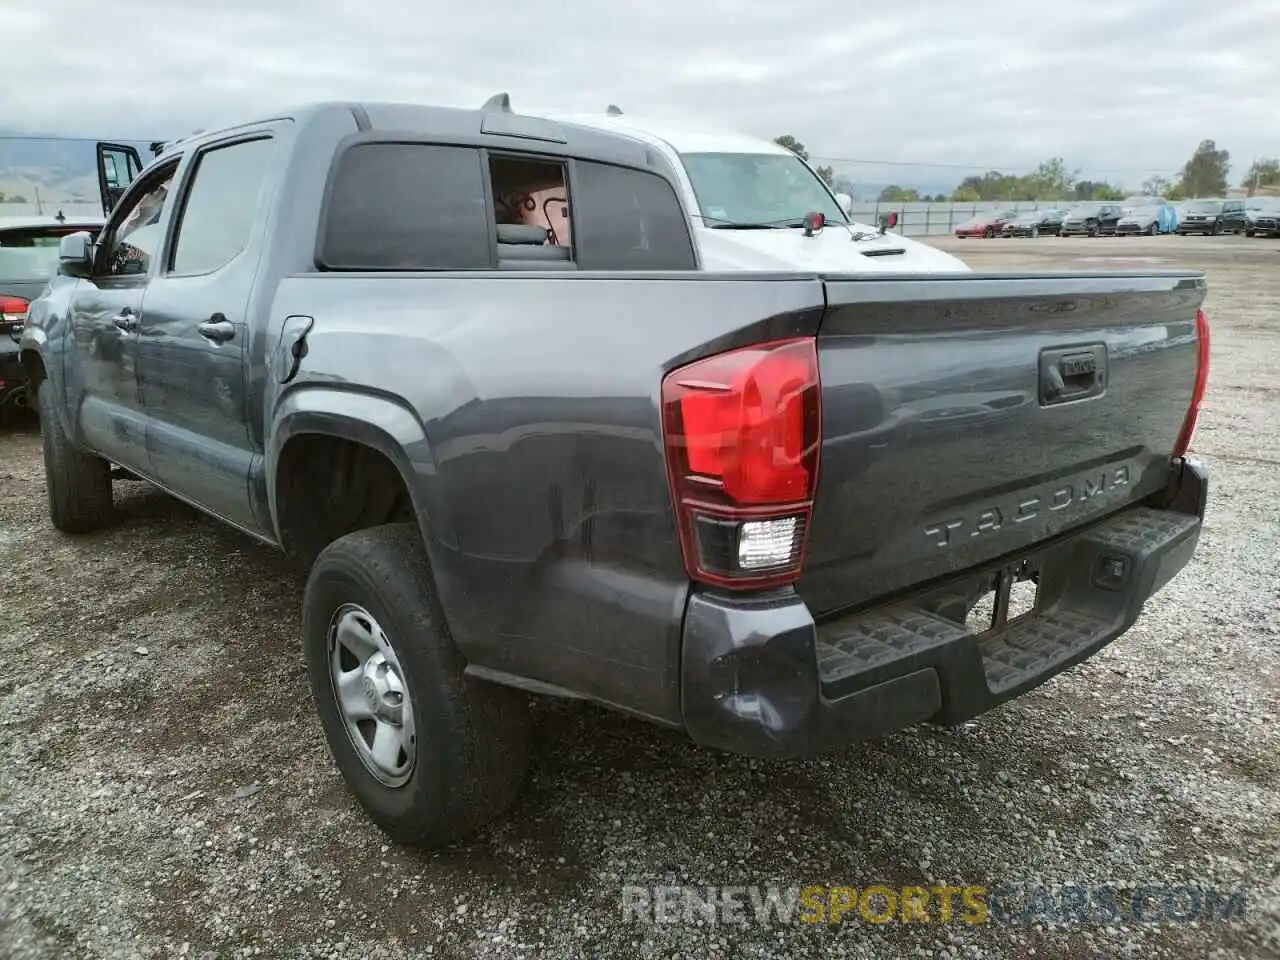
<box><xmin>1040</xmin><ymin>345</ymin><xmax>1107</xmax><ymax>406</ymax></box>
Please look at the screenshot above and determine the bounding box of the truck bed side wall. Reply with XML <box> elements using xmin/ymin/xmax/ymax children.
<box><xmin>267</xmin><ymin>272</ymin><xmax>826</xmax><ymax>724</ymax></box>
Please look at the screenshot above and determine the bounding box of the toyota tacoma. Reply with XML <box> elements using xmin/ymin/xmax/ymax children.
<box><xmin>20</xmin><ymin>99</ymin><xmax>1211</xmax><ymax>849</ymax></box>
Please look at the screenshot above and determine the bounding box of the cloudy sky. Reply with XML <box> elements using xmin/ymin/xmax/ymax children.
<box><xmin>5</xmin><ymin>0</ymin><xmax>1279</xmax><ymax>189</ymax></box>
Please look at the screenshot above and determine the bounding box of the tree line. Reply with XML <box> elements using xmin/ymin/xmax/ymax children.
<box><xmin>770</xmin><ymin>135</ymin><xmax>1280</xmax><ymax>204</ymax></box>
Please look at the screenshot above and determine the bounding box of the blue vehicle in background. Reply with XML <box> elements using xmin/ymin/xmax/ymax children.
<box><xmin>1115</xmin><ymin>201</ymin><xmax>1179</xmax><ymax>236</ymax></box>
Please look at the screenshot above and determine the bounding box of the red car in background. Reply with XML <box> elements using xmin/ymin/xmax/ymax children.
<box><xmin>954</xmin><ymin>210</ymin><xmax>1017</xmax><ymax>238</ymax></box>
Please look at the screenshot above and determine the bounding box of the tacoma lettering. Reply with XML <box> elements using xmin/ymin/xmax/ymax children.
<box><xmin>924</xmin><ymin>465</ymin><xmax>1133</xmax><ymax>547</ymax></box>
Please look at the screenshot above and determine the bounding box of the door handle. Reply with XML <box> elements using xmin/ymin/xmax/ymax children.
<box><xmin>111</xmin><ymin>312</ymin><xmax>139</xmax><ymax>333</ymax></box>
<box><xmin>197</xmin><ymin>316</ymin><xmax>236</xmax><ymax>343</ymax></box>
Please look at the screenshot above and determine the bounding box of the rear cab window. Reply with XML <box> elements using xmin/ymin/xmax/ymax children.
<box><xmin>317</xmin><ymin>140</ymin><xmax>697</xmax><ymax>272</ymax></box>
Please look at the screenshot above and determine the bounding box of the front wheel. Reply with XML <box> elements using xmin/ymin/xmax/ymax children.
<box><xmin>1088</xmin><ymin>223</ymin><xmax>1099</xmax><ymax>237</ymax></box>
<box><xmin>303</xmin><ymin>523</ymin><xmax>530</xmax><ymax>848</ymax></box>
<box><xmin>1148</xmin><ymin>222</ymin><xmax>1159</xmax><ymax>236</ymax></box>
<box><xmin>37</xmin><ymin>379</ymin><xmax>114</xmax><ymax>533</ymax></box>
<box><xmin>1031</xmin><ymin>226</ymin><xmax>1039</xmax><ymax>239</ymax></box>
<box><xmin>983</xmin><ymin>227</ymin><xmax>994</xmax><ymax>239</ymax></box>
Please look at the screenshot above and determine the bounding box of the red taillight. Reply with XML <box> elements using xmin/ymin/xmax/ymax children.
<box><xmin>661</xmin><ymin>337</ymin><xmax>821</xmax><ymax>589</ymax></box>
<box><xmin>1</xmin><ymin>296</ymin><xmax>28</xmax><ymax>333</ymax></box>
<box><xmin>1172</xmin><ymin>307</ymin><xmax>1210</xmax><ymax>459</ymax></box>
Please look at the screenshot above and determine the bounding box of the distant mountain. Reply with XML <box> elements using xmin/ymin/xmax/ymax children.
<box><xmin>0</xmin><ymin>134</ymin><xmax>152</xmax><ymax>215</ymax></box>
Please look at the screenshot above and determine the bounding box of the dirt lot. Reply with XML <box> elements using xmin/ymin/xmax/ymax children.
<box><xmin>2</xmin><ymin>234</ymin><xmax>1277</xmax><ymax>959</ymax></box>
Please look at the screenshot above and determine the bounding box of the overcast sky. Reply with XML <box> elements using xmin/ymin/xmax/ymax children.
<box><xmin>5</xmin><ymin>0</ymin><xmax>1279</xmax><ymax>188</ymax></box>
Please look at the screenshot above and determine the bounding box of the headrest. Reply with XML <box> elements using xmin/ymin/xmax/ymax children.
<box><xmin>496</xmin><ymin>223</ymin><xmax>551</xmax><ymax>245</ymax></box>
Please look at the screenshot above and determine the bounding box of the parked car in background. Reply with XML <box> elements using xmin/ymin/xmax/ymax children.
<box><xmin>953</xmin><ymin>210</ymin><xmax>1017</xmax><ymax>238</ymax></box>
<box><xmin>1059</xmin><ymin>203</ymin><xmax>1124</xmax><ymax>237</ymax></box>
<box><xmin>1</xmin><ymin>213</ymin><xmax>105</xmax><ymax>416</ymax></box>
<box><xmin>1176</xmin><ymin>199</ymin><xmax>1229</xmax><ymax>235</ymax></box>
<box><xmin>1252</xmin><ymin>202</ymin><xmax>1280</xmax><ymax>238</ymax></box>
<box><xmin>1115</xmin><ymin>203</ymin><xmax>1176</xmax><ymax>236</ymax></box>
<box><xmin>1001</xmin><ymin>208</ymin><xmax>1064</xmax><ymax>237</ymax></box>
<box><xmin>1223</xmin><ymin>197</ymin><xmax>1280</xmax><ymax>236</ymax></box>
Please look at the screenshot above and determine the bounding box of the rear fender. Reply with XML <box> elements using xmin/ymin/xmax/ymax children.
<box><xmin>267</xmin><ymin>386</ymin><xmax>453</xmax><ymax>564</ymax></box>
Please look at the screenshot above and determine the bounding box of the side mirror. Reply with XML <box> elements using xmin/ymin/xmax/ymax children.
<box><xmin>58</xmin><ymin>232</ymin><xmax>94</xmax><ymax>278</ymax></box>
<box><xmin>878</xmin><ymin>211</ymin><xmax>900</xmax><ymax>234</ymax></box>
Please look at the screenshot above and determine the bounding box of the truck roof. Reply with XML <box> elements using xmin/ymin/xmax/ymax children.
<box><xmin>155</xmin><ymin>100</ymin><xmax>670</xmax><ymax>178</ymax></box>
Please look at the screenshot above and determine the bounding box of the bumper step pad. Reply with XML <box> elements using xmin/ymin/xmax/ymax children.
<box><xmin>814</xmin><ymin>505</ymin><xmax>1202</xmax><ymax>722</ymax></box>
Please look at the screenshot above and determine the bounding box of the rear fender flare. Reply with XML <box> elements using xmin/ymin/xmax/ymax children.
<box><xmin>266</xmin><ymin>387</ymin><xmax>453</xmax><ymax>560</ymax></box>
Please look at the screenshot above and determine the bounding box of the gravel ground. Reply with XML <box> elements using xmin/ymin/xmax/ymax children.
<box><xmin>2</xmin><ymin>234</ymin><xmax>1277</xmax><ymax>959</ymax></box>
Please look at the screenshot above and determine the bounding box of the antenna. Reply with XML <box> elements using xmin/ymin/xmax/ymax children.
<box><xmin>606</xmin><ymin>104</ymin><xmax>623</xmax><ymax>116</ymax></box>
<box><xmin>482</xmin><ymin>92</ymin><xmax>512</xmax><ymax>113</ymax></box>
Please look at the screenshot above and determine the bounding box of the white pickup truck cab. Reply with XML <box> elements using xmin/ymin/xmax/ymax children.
<box><xmin>543</xmin><ymin>108</ymin><xmax>971</xmax><ymax>274</ymax></box>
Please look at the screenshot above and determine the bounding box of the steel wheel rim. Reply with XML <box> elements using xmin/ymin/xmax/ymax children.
<box><xmin>328</xmin><ymin>603</ymin><xmax>417</xmax><ymax>787</ymax></box>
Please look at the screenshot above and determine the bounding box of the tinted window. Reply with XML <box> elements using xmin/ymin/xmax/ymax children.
<box><xmin>321</xmin><ymin>143</ymin><xmax>492</xmax><ymax>270</ymax></box>
<box><xmin>171</xmin><ymin>138</ymin><xmax>275</xmax><ymax>275</ymax></box>
<box><xmin>572</xmin><ymin>161</ymin><xmax>696</xmax><ymax>271</ymax></box>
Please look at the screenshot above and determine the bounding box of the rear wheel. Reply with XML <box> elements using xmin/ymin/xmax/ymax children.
<box><xmin>37</xmin><ymin>380</ymin><xmax>114</xmax><ymax>533</ymax></box>
<box><xmin>1148</xmin><ymin>222</ymin><xmax>1158</xmax><ymax>236</ymax></box>
<box><xmin>303</xmin><ymin>523</ymin><xmax>530</xmax><ymax>848</ymax></box>
<box><xmin>1087</xmin><ymin>223</ymin><xmax>1099</xmax><ymax>238</ymax></box>
<box><xmin>983</xmin><ymin>227</ymin><xmax>994</xmax><ymax>239</ymax></box>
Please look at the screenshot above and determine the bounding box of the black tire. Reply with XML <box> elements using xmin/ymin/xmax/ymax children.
<box><xmin>1031</xmin><ymin>226</ymin><xmax>1039</xmax><ymax>239</ymax></box>
<box><xmin>1087</xmin><ymin>222</ymin><xmax>1099</xmax><ymax>238</ymax></box>
<box><xmin>303</xmin><ymin>523</ymin><xmax>530</xmax><ymax>848</ymax></box>
<box><xmin>1148</xmin><ymin>222</ymin><xmax>1158</xmax><ymax>236</ymax></box>
<box><xmin>37</xmin><ymin>379</ymin><xmax>114</xmax><ymax>533</ymax></box>
<box><xmin>983</xmin><ymin>227</ymin><xmax>994</xmax><ymax>239</ymax></box>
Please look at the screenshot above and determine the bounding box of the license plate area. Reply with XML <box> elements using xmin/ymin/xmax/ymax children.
<box><xmin>966</xmin><ymin>560</ymin><xmax>1041</xmax><ymax>636</ymax></box>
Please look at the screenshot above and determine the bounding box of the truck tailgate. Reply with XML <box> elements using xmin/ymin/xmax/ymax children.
<box><xmin>800</xmin><ymin>272</ymin><xmax>1206</xmax><ymax>618</ymax></box>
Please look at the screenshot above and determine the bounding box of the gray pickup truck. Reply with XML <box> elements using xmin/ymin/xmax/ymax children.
<box><xmin>20</xmin><ymin>99</ymin><xmax>1211</xmax><ymax>849</ymax></box>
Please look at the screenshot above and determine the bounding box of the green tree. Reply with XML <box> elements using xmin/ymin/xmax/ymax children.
<box><xmin>1142</xmin><ymin>175</ymin><xmax>1171</xmax><ymax>198</ymax></box>
<box><xmin>878</xmin><ymin>185</ymin><xmax>920</xmax><ymax>202</ymax></box>
<box><xmin>1243</xmin><ymin>157</ymin><xmax>1280</xmax><ymax>193</ymax></box>
<box><xmin>951</xmin><ymin>185</ymin><xmax>981</xmax><ymax>202</ymax></box>
<box><xmin>773</xmin><ymin>135</ymin><xmax>809</xmax><ymax>162</ymax></box>
<box><xmin>1175</xmin><ymin>139</ymin><xmax>1230</xmax><ymax>198</ymax></box>
<box><xmin>1023</xmin><ymin>157</ymin><xmax>1077</xmax><ymax>200</ymax></box>
<box><xmin>815</xmin><ymin>164</ymin><xmax>835</xmax><ymax>186</ymax></box>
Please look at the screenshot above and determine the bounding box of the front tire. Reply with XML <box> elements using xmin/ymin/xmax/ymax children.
<box><xmin>37</xmin><ymin>379</ymin><xmax>114</xmax><ymax>533</ymax></box>
<box><xmin>1148</xmin><ymin>222</ymin><xmax>1159</xmax><ymax>236</ymax></box>
<box><xmin>303</xmin><ymin>523</ymin><xmax>530</xmax><ymax>848</ymax></box>
<box><xmin>983</xmin><ymin>227</ymin><xmax>994</xmax><ymax>239</ymax></box>
<box><xmin>1031</xmin><ymin>226</ymin><xmax>1039</xmax><ymax>239</ymax></box>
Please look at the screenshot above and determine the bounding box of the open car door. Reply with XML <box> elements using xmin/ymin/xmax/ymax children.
<box><xmin>95</xmin><ymin>142</ymin><xmax>144</xmax><ymax>216</ymax></box>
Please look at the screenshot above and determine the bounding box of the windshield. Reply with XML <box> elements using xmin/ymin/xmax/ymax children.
<box><xmin>0</xmin><ymin>227</ymin><xmax>88</xmax><ymax>281</ymax></box>
<box><xmin>1069</xmin><ymin>205</ymin><xmax>1101</xmax><ymax>217</ymax></box>
<box><xmin>680</xmin><ymin>151</ymin><xmax>846</xmax><ymax>226</ymax></box>
<box><xmin>1185</xmin><ymin>201</ymin><xmax>1223</xmax><ymax>214</ymax></box>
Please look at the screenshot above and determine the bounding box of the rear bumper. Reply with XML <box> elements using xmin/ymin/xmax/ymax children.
<box><xmin>680</xmin><ymin>458</ymin><xmax>1208</xmax><ymax>759</ymax></box>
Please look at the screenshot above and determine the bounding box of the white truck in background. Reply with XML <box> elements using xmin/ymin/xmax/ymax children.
<box><xmin>541</xmin><ymin>101</ymin><xmax>971</xmax><ymax>274</ymax></box>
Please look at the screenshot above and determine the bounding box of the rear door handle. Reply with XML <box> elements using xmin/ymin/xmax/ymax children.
<box><xmin>197</xmin><ymin>315</ymin><xmax>235</xmax><ymax>343</ymax></box>
<box><xmin>111</xmin><ymin>312</ymin><xmax>139</xmax><ymax>333</ymax></box>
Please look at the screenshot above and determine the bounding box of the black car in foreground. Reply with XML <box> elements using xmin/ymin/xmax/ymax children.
<box><xmin>1059</xmin><ymin>203</ymin><xmax>1123</xmax><ymax>237</ymax></box>
<box><xmin>1001</xmin><ymin>208</ymin><xmax>1064</xmax><ymax>237</ymax></box>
